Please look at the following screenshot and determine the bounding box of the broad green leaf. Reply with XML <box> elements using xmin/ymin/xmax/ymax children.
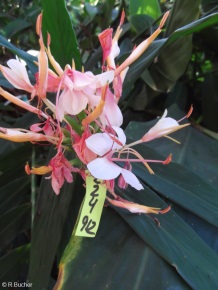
<box><xmin>124</xmin><ymin>13</ymin><xmax>218</xmax><ymax>90</ymax></box>
<box><xmin>0</xmin><ymin>144</ymin><xmax>32</xmax><ymax>187</ymax></box>
<box><xmin>115</xmin><ymin>186</ymin><xmax>218</xmax><ymax>290</ymax></box>
<box><xmin>128</xmin><ymin>143</ymin><xmax>218</xmax><ymax>227</ymax></box>
<box><xmin>0</xmin><ymin>244</ymin><xmax>30</xmax><ymax>285</ymax></box>
<box><xmin>0</xmin><ymin>204</ymin><xmax>31</xmax><ymax>250</ymax></box>
<box><xmin>2</xmin><ymin>18</ymin><xmax>31</xmax><ymax>38</ymax></box>
<box><xmin>0</xmin><ymin>35</ymin><xmax>37</xmax><ymax>73</ymax></box>
<box><xmin>125</xmin><ymin>103</ymin><xmax>218</xmax><ymax>187</ymax></box>
<box><xmin>149</xmin><ymin>0</ymin><xmax>201</xmax><ymax>91</ymax></box>
<box><xmin>42</xmin><ymin>0</ymin><xmax>82</xmax><ymax>70</ymax></box>
<box><xmin>129</xmin><ymin>0</ymin><xmax>161</xmax><ymax>20</ymax></box>
<box><xmin>201</xmin><ymin>73</ymin><xmax>218</xmax><ymax>131</ymax></box>
<box><xmin>0</xmin><ymin>177</ymin><xmax>30</xmax><ymax>215</ymax></box>
<box><xmin>55</xmin><ymin>184</ymin><xmax>218</xmax><ymax>290</ymax></box>
<box><xmin>28</xmin><ymin>149</ymin><xmax>83</xmax><ymax>290</ymax></box>
<box><xmin>54</xmin><ymin>208</ymin><xmax>191</xmax><ymax>290</ymax></box>
<box><xmin>129</xmin><ymin>14</ymin><xmax>153</xmax><ymax>34</ymax></box>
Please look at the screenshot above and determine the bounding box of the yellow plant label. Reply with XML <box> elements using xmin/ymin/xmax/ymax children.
<box><xmin>75</xmin><ymin>176</ymin><xmax>106</xmax><ymax>237</ymax></box>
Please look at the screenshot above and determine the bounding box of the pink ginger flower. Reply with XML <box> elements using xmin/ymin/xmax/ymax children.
<box><xmin>58</xmin><ymin>68</ymin><xmax>114</xmax><ymax>121</ymax></box>
<box><xmin>85</xmin><ymin>126</ymin><xmax>143</xmax><ymax>190</ymax></box>
<box><xmin>114</xmin><ymin>11</ymin><xmax>170</xmax><ymax>77</ymax></box>
<box><xmin>0</xmin><ymin>59</ymin><xmax>34</xmax><ymax>93</ymax></box>
<box><xmin>107</xmin><ymin>196</ymin><xmax>171</xmax><ymax>215</ymax></box>
<box><xmin>141</xmin><ymin>107</ymin><xmax>193</xmax><ymax>143</ymax></box>
<box><xmin>26</xmin><ymin>150</ymin><xmax>77</xmax><ymax>195</ymax></box>
<box><xmin>0</xmin><ymin>127</ymin><xmax>58</xmax><ymax>144</ymax></box>
<box><xmin>30</xmin><ymin>117</ymin><xmax>58</xmax><ymax>137</ymax></box>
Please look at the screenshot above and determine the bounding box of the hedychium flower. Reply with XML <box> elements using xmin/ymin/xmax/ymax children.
<box><xmin>0</xmin><ymin>8</ymin><xmax>190</xmax><ymax>218</ymax></box>
<box><xmin>0</xmin><ymin>59</ymin><xmax>34</xmax><ymax>93</ymax></box>
<box><xmin>85</xmin><ymin>126</ymin><xmax>171</xmax><ymax>191</ymax></box>
<box><xmin>106</xmin><ymin>196</ymin><xmax>171</xmax><ymax>215</ymax></box>
<box><xmin>0</xmin><ymin>127</ymin><xmax>59</xmax><ymax>144</ymax></box>
<box><xmin>124</xmin><ymin>106</ymin><xmax>193</xmax><ymax>148</ymax></box>
<box><xmin>26</xmin><ymin>148</ymin><xmax>78</xmax><ymax>195</ymax></box>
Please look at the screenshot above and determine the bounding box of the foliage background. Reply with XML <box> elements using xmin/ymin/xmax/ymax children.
<box><xmin>0</xmin><ymin>0</ymin><xmax>218</xmax><ymax>289</ymax></box>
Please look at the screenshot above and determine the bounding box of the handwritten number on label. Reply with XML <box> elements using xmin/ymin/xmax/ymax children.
<box><xmin>80</xmin><ymin>215</ymin><xmax>96</xmax><ymax>235</ymax></box>
<box><xmin>88</xmin><ymin>178</ymin><xmax>101</xmax><ymax>214</ymax></box>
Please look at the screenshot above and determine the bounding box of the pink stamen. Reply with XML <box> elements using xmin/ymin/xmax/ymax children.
<box><xmin>177</xmin><ymin>105</ymin><xmax>193</xmax><ymax>123</ymax></box>
<box><xmin>111</xmin><ymin>157</ymin><xmax>168</xmax><ymax>164</ymax></box>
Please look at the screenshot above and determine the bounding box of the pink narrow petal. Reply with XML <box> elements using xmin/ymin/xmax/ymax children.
<box><xmin>51</xmin><ymin>173</ymin><xmax>61</xmax><ymax>195</ymax></box>
<box><xmin>87</xmin><ymin>156</ymin><xmax>122</xmax><ymax>180</ymax></box>
<box><xmin>85</xmin><ymin>133</ymin><xmax>113</xmax><ymax>156</ymax></box>
<box><xmin>121</xmin><ymin>168</ymin><xmax>143</xmax><ymax>190</ymax></box>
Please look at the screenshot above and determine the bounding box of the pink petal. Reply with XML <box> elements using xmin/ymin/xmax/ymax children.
<box><xmin>121</xmin><ymin>168</ymin><xmax>143</xmax><ymax>190</ymax></box>
<box><xmin>51</xmin><ymin>173</ymin><xmax>61</xmax><ymax>195</ymax></box>
<box><xmin>87</xmin><ymin>156</ymin><xmax>122</xmax><ymax>180</ymax></box>
<box><xmin>1</xmin><ymin>60</ymin><xmax>33</xmax><ymax>92</ymax></box>
<box><xmin>85</xmin><ymin>133</ymin><xmax>113</xmax><ymax>156</ymax></box>
<box><xmin>59</xmin><ymin>88</ymin><xmax>88</xmax><ymax>117</ymax></box>
<box><xmin>8</xmin><ymin>59</ymin><xmax>33</xmax><ymax>87</ymax></box>
<box><xmin>72</xmin><ymin>70</ymin><xmax>95</xmax><ymax>89</ymax></box>
<box><xmin>144</xmin><ymin>117</ymin><xmax>179</xmax><ymax>141</ymax></box>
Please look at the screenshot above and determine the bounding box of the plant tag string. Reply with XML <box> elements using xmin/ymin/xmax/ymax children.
<box><xmin>75</xmin><ymin>176</ymin><xmax>106</xmax><ymax>237</ymax></box>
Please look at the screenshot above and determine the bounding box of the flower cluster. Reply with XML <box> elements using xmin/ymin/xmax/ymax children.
<box><xmin>0</xmin><ymin>11</ymin><xmax>190</xmax><ymax>215</ymax></box>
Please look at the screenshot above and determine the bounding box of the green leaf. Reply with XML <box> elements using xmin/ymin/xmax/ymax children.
<box><xmin>125</xmin><ymin>142</ymin><xmax>218</xmax><ymax>227</ymax></box>
<box><xmin>0</xmin><ymin>204</ymin><xmax>31</xmax><ymax>250</ymax></box>
<box><xmin>125</xmin><ymin>104</ymin><xmax>218</xmax><ymax>187</ymax></box>
<box><xmin>124</xmin><ymin>13</ymin><xmax>218</xmax><ymax>90</ymax></box>
<box><xmin>114</xmin><ymin>186</ymin><xmax>218</xmax><ymax>290</ymax></box>
<box><xmin>2</xmin><ymin>18</ymin><xmax>31</xmax><ymax>38</ymax></box>
<box><xmin>0</xmin><ymin>144</ymin><xmax>32</xmax><ymax>187</ymax></box>
<box><xmin>0</xmin><ymin>244</ymin><xmax>30</xmax><ymax>285</ymax></box>
<box><xmin>129</xmin><ymin>0</ymin><xmax>161</xmax><ymax>20</ymax></box>
<box><xmin>149</xmin><ymin>0</ymin><xmax>201</xmax><ymax>91</ymax></box>
<box><xmin>28</xmin><ymin>149</ymin><xmax>84</xmax><ymax>290</ymax></box>
<box><xmin>54</xmin><ymin>209</ymin><xmax>191</xmax><ymax>290</ymax></box>
<box><xmin>129</xmin><ymin>14</ymin><xmax>153</xmax><ymax>34</ymax></box>
<box><xmin>0</xmin><ymin>35</ymin><xmax>37</xmax><ymax>73</ymax></box>
<box><xmin>0</xmin><ymin>177</ymin><xmax>30</xmax><ymax>215</ymax></box>
<box><xmin>54</xmin><ymin>185</ymin><xmax>218</xmax><ymax>290</ymax></box>
<box><xmin>42</xmin><ymin>0</ymin><xmax>82</xmax><ymax>70</ymax></box>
